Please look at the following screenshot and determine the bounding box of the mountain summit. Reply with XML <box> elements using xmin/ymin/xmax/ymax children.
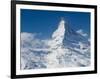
<box><xmin>21</xmin><ymin>18</ymin><xmax>90</xmax><ymax>69</ymax></box>
<box><xmin>48</xmin><ymin>18</ymin><xmax>65</xmax><ymax>49</ymax></box>
<box><xmin>46</xmin><ymin>18</ymin><xmax>90</xmax><ymax>67</ymax></box>
<box><xmin>49</xmin><ymin>18</ymin><xmax>89</xmax><ymax>52</ymax></box>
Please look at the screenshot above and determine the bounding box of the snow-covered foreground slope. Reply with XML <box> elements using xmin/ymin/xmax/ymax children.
<box><xmin>21</xmin><ymin>18</ymin><xmax>90</xmax><ymax>70</ymax></box>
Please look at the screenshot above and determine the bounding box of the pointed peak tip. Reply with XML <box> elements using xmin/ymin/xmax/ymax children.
<box><xmin>60</xmin><ymin>17</ymin><xmax>65</xmax><ymax>24</ymax></box>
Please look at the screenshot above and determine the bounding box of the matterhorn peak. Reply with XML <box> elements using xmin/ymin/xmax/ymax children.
<box><xmin>60</xmin><ymin>17</ymin><xmax>65</xmax><ymax>24</ymax></box>
<box><xmin>52</xmin><ymin>17</ymin><xmax>65</xmax><ymax>38</ymax></box>
<box><xmin>21</xmin><ymin>17</ymin><xmax>90</xmax><ymax>69</ymax></box>
<box><xmin>48</xmin><ymin>18</ymin><xmax>65</xmax><ymax>49</ymax></box>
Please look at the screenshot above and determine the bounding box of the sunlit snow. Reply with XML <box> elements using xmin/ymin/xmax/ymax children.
<box><xmin>21</xmin><ymin>18</ymin><xmax>90</xmax><ymax>69</ymax></box>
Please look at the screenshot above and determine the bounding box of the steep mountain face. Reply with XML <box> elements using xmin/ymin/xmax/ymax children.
<box><xmin>46</xmin><ymin>18</ymin><xmax>90</xmax><ymax>68</ymax></box>
<box><xmin>21</xmin><ymin>18</ymin><xmax>90</xmax><ymax>69</ymax></box>
<box><xmin>63</xmin><ymin>22</ymin><xmax>89</xmax><ymax>49</ymax></box>
<box><xmin>47</xmin><ymin>18</ymin><xmax>65</xmax><ymax>49</ymax></box>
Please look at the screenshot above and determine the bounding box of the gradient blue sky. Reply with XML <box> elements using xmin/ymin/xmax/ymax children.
<box><xmin>21</xmin><ymin>9</ymin><xmax>90</xmax><ymax>39</ymax></box>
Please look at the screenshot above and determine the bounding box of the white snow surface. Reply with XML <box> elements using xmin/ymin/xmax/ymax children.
<box><xmin>21</xmin><ymin>19</ymin><xmax>90</xmax><ymax>69</ymax></box>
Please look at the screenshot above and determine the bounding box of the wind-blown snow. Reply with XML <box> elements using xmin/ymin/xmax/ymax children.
<box><xmin>21</xmin><ymin>18</ymin><xmax>90</xmax><ymax>70</ymax></box>
<box><xmin>76</xmin><ymin>29</ymin><xmax>88</xmax><ymax>37</ymax></box>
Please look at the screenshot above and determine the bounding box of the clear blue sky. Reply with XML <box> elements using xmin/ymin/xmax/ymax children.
<box><xmin>21</xmin><ymin>9</ymin><xmax>90</xmax><ymax>39</ymax></box>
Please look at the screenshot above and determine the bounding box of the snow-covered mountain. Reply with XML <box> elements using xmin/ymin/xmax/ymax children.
<box><xmin>21</xmin><ymin>18</ymin><xmax>90</xmax><ymax>69</ymax></box>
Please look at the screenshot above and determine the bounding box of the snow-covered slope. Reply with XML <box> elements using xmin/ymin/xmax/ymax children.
<box><xmin>21</xmin><ymin>18</ymin><xmax>90</xmax><ymax>69</ymax></box>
